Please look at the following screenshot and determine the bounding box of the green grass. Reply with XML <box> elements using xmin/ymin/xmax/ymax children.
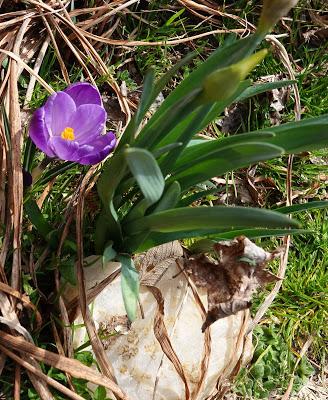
<box><xmin>266</xmin><ymin>210</ymin><xmax>328</xmax><ymax>359</ymax></box>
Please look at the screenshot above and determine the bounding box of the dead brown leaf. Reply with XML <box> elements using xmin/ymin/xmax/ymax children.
<box><xmin>183</xmin><ymin>237</ymin><xmax>281</xmax><ymax>332</ymax></box>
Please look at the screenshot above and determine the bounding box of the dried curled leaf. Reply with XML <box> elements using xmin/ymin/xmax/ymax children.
<box><xmin>138</xmin><ymin>241</ymin><xmax>183</xmax><ymax>286</ymax></box>
<box><xmin>184</xmin><ymin>236</ymin><xmax>282</xmax><ymax>331</ymax></box>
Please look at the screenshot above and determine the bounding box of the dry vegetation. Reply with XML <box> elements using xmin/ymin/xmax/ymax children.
<box><xmin>0</xmin><ymin>1</ymin><xmax>327</xmax><ymax>399</ymax></box>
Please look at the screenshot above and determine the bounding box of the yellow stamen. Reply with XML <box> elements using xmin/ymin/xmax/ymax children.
<box><xmin>61</xmin><ymin>127</ymin><xmax>75</xmax><ymax>141</ymax></box>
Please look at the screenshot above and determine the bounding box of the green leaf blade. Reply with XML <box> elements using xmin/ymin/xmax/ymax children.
<box><xmin>171</xmin><ymin>142</ymin><xmax>283</xmax><ymax>191</ymax></box>
<box><xmin>125</xmin><ymin>206</ymin><xmax>300</xmax><ymax>235</ymax></box>
<box><xmin>275</xmin><ymin>201</ymin><xmax>328</xmax><ymax>215</ymax></box>
<box><xmin>125</xmin><ymin>148</ymin><xmax>165</xmax><ymax>205</ymax></box>
<box><xmin>117</xmin><ymin>255</ymin><xmax>139</xmax><ymax>321</ymax></box>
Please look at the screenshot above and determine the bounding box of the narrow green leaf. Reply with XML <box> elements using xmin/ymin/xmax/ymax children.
<box><xmin>133</xmin><ymin>229</ymin><xmax>224</xmax><ymax>252</ymax></box>
<box><xmin>169</xmin><ymin>142</ymin><xmax>283</xmax><ymax>190</ymax></box>
<box><xmin>25</xmin><ymin>199</ymin><xmax>53</xmax><ymax>240</ymax></box>
<box><xmin>117</xmin><ymin>255</ymin><xmax>139</xmax><ymax>321</ymax></box>
<box><xmin>274</xmin><ymin>201</ymin><xmax>328</xmax><ymax>215</ymax></box>
<box><xmin>125</xmin><ymin>148</ymin><xmax>164</xmax><ymax>205</ymax></box>
<box><xmin>174</xmin><ymin>115</ymin><xmax>328</xmax><ymax>173</ymax></box>
<box><xmin>178</xmin><ymin>187</ymin><xmax>224</xmax><ymax>207</ymax></box>
<box><xmin>154</xmin><ymin>81</ymin><xmax>251</xmax><ymax>152</ymax></box>
<box><xmin>211</xmin><ymin>228</ymin><xmax>310</xmax><ymax>240</ymax></box>
<box><xmin>37</xmin><ymin>162</ymin><xmax>76</xmax><ymax>186</ymax></box>
<box><xmin>165</xmin><ymin>8</ymin><xmax>185</xmax><ymax>26</ymax></box>
<box><xmin>120</xmin><ymin>53</ymin><xmax>197</xmax><ymax>151</ymax></box>
<box><xmin>236</xmin><ymin>80</ymin><xmax>295</xmax><ymax>102</ymax></box>
<box><xmin>97</xmin><ymin>151</ymin><xmax>127</xmax><ymax>249</ymax></box>
<box><xmin>153</xmin><ymin>181</ymin><xmax>181</xmax><ymax>213</ymax></box>
<box><xmin>258</xmin><ymin>115</ymin><xmax>328</xmax><ymax>153</ymax></box>
<box><xmin>147</xmin><ymin>33</ymin><xmax>262</xmax><ymax>129</ymax></box>
<box><xmin>135</xmin><ymin>88</ymin><xmax>202</xmax><ymax>149</ymax></box>
<box><xmin>136</xmin><ymin>33</ymin><xmax>263</xmax><ymax>151</ymax></box>
<box><xmin>174</xmin><ymin>132</ymin><xmax>275</xmax><ymax>171</ymax></box>
<box><xmin>117</xmin><ymin>69</ymin><xmax>156</xmax><ymax>149</ymax></box>
<box><xmin>152</xmin><ymin>142</ymin><xmax>183</xmax><ymax>158</ymax></box>
<box><xmin>132</xmin><ymin>226</ymin><xmax>308</xmax><ymax>253</ymax></box>
<box><xmin>193</xmin><ymin>80</ymin><xmax>251</xmax><ymax>136</ymax></box>
<box><xmin>135</xmin><ymin>68</ymin><xmax>156</xmax><ymax>125</ymax></box>
<box><xmin>102</xmin><ymin>241</ymin><xmax>117</xmax><ymax>264</ymax></box>
<box><xmin>123</xmin><ymin>198</ymin><xmax>149</xmax><ymax>223</ymax></box>
<box><xmin>23</xmin><ymin>138</ymin><xmax>36</xmax><ymax>172</ymax></box>
<box><xmin>158</xmin><ymin>105</ymin><xmax>211</xmax><ymax>174</ymax></box>
<box><xmin>125</xmin><ymin>206</ymin><xmax>300</xmax><ymax>235</ymax></box>
<box><xmin>95</xmin><ymin>210</ymin><xmax>118</xmax><ymax>254</ymax></box>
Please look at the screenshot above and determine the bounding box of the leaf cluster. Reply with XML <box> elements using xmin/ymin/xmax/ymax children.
<box><xmin>93</xmin><ymin>28</ymin><xmax>328</xmax><ymax>319</ymax></box>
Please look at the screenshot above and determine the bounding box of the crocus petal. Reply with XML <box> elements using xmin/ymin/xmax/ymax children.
<box><xmin>76</xmin><ymin>131</ymin><xmax>116</xmax><ymax>165</ymax></box>
<box><xmin>49</xmin><ymin>136</ymin><xmax>79</xmax><ymax>161</ymax></box>
<box><xmin>68</xmin><ymin>104</ymin><xmax>106</xmax><ymax>144</ymax></box>
<box><xmin>44</xmin><ymin>92</ymin><xmax>76</xmax><ymax>137</ymax></box>
<box><xmin>29</xmin><ymin>107</ymin><xmax>56</xmax><ymax>157</ymax></box>
<box><xmin>64</xmin><ymin>82</ymin><xmax>102</xmax><ymax>107</ymax></box>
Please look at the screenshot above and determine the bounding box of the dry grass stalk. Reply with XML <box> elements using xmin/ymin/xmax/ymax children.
<box><xmin>178</xmin><ymin>0</ymin><xmax>255</xmax><ymax>30</ymax></box>
<box><xmin>80</xmin><ymin>0</ymin><xmax>140</xmax><ymax>31</ymax></box>
<box><xmin>26</xmin><ymin>0</ymin><xmax>131</xmax><ymax>120</ymax></box>
<box><xmin>66</xmin><ymin>268</ymin><xmax>121</xmax><ymax>321</ymax></box>
<box><xmin>0</xmin><ymin>343</ymin><xmax>85</xmax><ymax>400</ymax></box>
<box><xmin>50</xmin><ymin>318</ymin><xmax>76</xmax><ymax>393</ymax></box>
<box><xmin>24</xmin><ymin>35</ymin><xmax>51</xmax><ymax>105</ymax></box>
<box><xmin>1</xmin><ymin>13</ymin><xmax>54</xmax><ymax>399</ymax></box>
<box><xmin>0</xmin><ymin>330</ymin><xmax>130</xmax><ymax>400</ymax></box>
<box><xmin>8</xmin><ymin>17</ymin><xmax>29</xmax><ymax>292</ymax></box>
<box><xmin>148</xmin><ymin>285</ymin><xmax>191</xmax><ymax>399</ymax></box>
<box><xmin>0</xmin><ymin>125</ymin><xmax>11</xmax><ymax>284</ymax></box>
<box><xmin>0</xmin><ymin>48</ymin><xmax>54</xmax><ymax>93</ymax></box>
<box><xmin>40</xmin><ymin>13</ymin><xmax>70</xmax><ymax>84</ymax></box>
<box><xmin>178</xmin><ymin>263</ymin><xmax>212</xmax><ymax>399</ymax></box>
<box><xmin>0</xmin><ymin>293</ymin><xmax>54</xmax><ymax>399</ymax></box>
<box><xmin>79</xmin><ymin>26</ymin><xmax>246</xmax><ymax>46</ymax></box>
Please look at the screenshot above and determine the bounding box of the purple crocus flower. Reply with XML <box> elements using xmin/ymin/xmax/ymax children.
<box><xmin>29</xmin><ymin>82</ymin><xmax>116</xmax><ymax>165</ymax></box>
